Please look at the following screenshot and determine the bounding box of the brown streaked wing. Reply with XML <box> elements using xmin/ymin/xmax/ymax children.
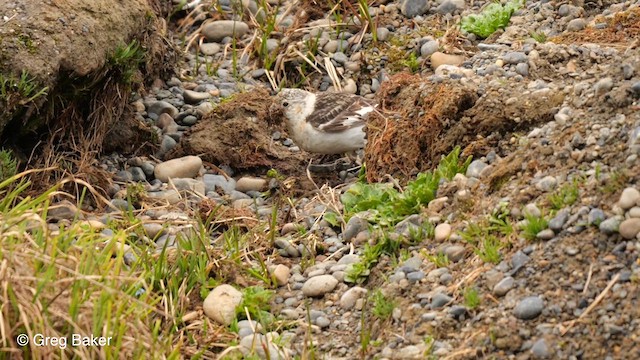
<box><xmin>307</xmin><ymin>93</ymin><xmax>372</xmax><ymax>133</ymax></box>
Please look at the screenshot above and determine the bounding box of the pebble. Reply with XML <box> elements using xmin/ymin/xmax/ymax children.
<box><xmin>618</xmin><ymin>187</ymin><xmax>640</xmax><ymax>210</ymax></box>
<box><xmin>536</xmin><ymin>229</ymin><xmax>555</xmax><ymax>240</ymax></box>
<box><xmin>594</xmin><ymin>77</ymin><xmax>614</xmax><ymax>95</ymax></box>
<box><xmin>599</xmin><ymin>217</ymin><xmax>621</xmax><ymax>234</ymax></box>
<box><xmin>401</xmin><ymin>0</ymin><xmax>429</xmax><ymax>18</ymax></box>
<box><xmin>203</xmin><ymin>174</ymin><xmax>237</xmax><ymax>194</ymax></box>
<box><xmin>535</xmin><ymin>176</ymin><xmax>557</xmax><ymax>191</ymax></box>
<box><xmin>340</xmin><ymin>286</ymin><xmax>368</xmax><ymax>309</ymax></box>
<box><xmin>431</xmin><ymin>293</ymin><xmax>452</xmax><ymax>309</ymax></box>
<box><xmin>130</xmin><ymin>167</ymin><xmax>146</xmax><ymax>182</ymax></box>
<box><xmin>443</xmin><ymin>245</ymin><xmax>465</xmax><ymax>262</ymax></box>
<box><xmin>199</xmin><ymin>42</ymin><xmax>221</xmax><ymax>56</ymax></box>
<box><xmin>236</xmin><ymin>176</ymin><xmax>268</xmax><ymax>193</ymax></box>
<box><xmin>203</xmin><ymin>284</ymin><xmax>243</xmax><ymax>325</ymax></box>
<box><xmin>588</xmin><ymin>208</ymin><xmax>605</xmax><ymax>225</ymax></box>
<box><xmin>618</xmin><ymin>218</ymin><xmax>640</xmax><ymax>239</ymax></box>
<box><xmin>182</xmin><ymin>89</ymin><xmax>211</xmax><ymax>104</ymax></box>
<box><xmin>169</xmin><ymin>178</ymin><xmax>205</xmax><ymax>195</ymax></box>
<box><xmin>146</xmin><ymin>189</ymin><xmax>181</xmax><ymax>204</ymax></box>
<box><xmin>343</xmin><ymin>216</ymin><xmax>369</xmax><ymax>241</ymax></box>
<box><xmin>420</xmin><ymin>40</ymin><xmax>439</xmax><ymax>57</ymax></box>
<box><xmin>566</xmin><ymin>18</ymin><xmax>587</xmax><ymax>32</ymax></box>
<box><xmin>301</xmin><ymin>275</ymin><xmax>338</xmax><ymax>297</ymax></box>
<box><xmin>430</xmin><ymin>52</ymin><xmax>465</xmax><ymax>70</ymax></box>
<box><xmin>406</xmin><ymin>271</ymin><xmax>425</xmax><ymax>283</ymax></box>
<box><xmin>466</xmin><ymin>160</ymin><xmax>488</xmax><ymax>178</ymax></box>
<box><xmin>502</xmin><ymin>52</ymin><xmax>528</xmax><ymax>64</ymax></box>
<box><xmin>272</xmin><ymin>264</ymin><xmax>290</xmax><ymax>286</ymax></box>
<box><xmin>548</xmin><ymin>208</ymin><xmax>570</xmax><ymax>231</ymax></box>
<box><xmin>514</xmin><ymin>296</ymin><xmax>544</xmax><ymax>320</ymax></box>
<box><xmin>376</xmin><ymin>27</ymin><xmax>390</xmax><ymax>41</ymax></box>
<box><xmin>202</xmin><ymin>20</ymin><xmax>249</xmax><ymax>42</ymax></box>
<box><xmin>531</xmin><ymin>338</ymin><xmax>550</xmax><ymax>359</ymax></box>
<box><xmin>523</xmin><ymin>203</ymin><xmax>542</xmax><ymax>218</ymax></box>
<box><xmin>154</xmin><ymin>156</ymin><xmax>202</xmax><ymax>182</ymax></box>
<box><xmin>493</xmin><ymin>276</ymin><xmax>515</xmax><ymax>297</ymax></box>
<box><xmin>434</xmin><ymin>223</ymin><xmax>452</xmax><ymax>242</ymax></box>
<box><xmin>146</xmin><ymin>100</ymin><xmax>179</xmax><ymax>118</ymax></box>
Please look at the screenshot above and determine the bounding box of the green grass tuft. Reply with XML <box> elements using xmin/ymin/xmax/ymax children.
<box><xmin>461</xmin><ymin>0</ymin><xmax>524</xmax><ymax>38</ymax></box>
<box><xmin>521</xmin><ymin>212</ymin><xmax>549</xmax><ymax>240</ymax></box>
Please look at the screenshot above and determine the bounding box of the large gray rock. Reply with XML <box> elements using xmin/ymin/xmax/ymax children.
<box><xmin>202</xmin><ymin>20</ymin><xmax>250</xmax><ymax>42</ymax></box>
<box><xmin>401</xmin><ymin>0</ymin><xmax>430</xmax><ymax>17</ymax></box>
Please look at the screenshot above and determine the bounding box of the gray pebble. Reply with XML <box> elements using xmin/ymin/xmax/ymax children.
<box><xmin>566</xmin><ymin>18</ymin><xmax>587</xmax><ymax>32</ymax></box>
<box><xmin>466</xmin><ymin>160</ymin><xmax>488</xmax><ymax>178</ymax></box>
<box><xmin>535</xmin><ymin>176</ymin><xmax>557</xmax><ymax>191</ymax></box>
<box><xmin>420</xmin><ymin>40</ymin><xmax>439</xmax><ymax>57</ymax></box>
<box><xmin>493</xmin><ymin>276</ymin><xmax>515</xmax><ymax>297</ymax></box>
<box><xmin>599</xmin><ymin>217</ymin><xmax>621</xmax><ymax>234</ymax></box>
<box><xmin>431</xmin><ymin>293</ymin><xmax>452</xmax><ymax>309</ymax></box>
<box><xmin>130</xmin><ymin>167</ymin><xmax>146</xmax><ymax>182</ymax></box>
<box><xmin>503</xmin><ymin>52</ymin><xmax>528</xmax><ymax>64</ymax></box>
<box><xmin>114</xmin><ymin>170</ymin><xmax>133</xmax><ymax>182</ymax></box>
<box><xmin>401</xmin><ymin>0</ymin><xmax>429</xmax><ymax>17</ymax></box>
<box><xmin>514</xmin><ymin>296</ymin><xmax>544</xmax><ymax>320</ymax></box>
<box><xmin>531</xmin><ymin>338</ymin><xmax>550</xmax><ymax>359</ymax></box>
<box><xmin>536</xmin><ymin>229</ymin><xmax>555</xmax><ymax>240</ymax></box>
<box><xmin>588</xmin><ymin>208</ymin><xmax>605</xmax><ymax>225</ymax></box>
<box><xmin>548</xmin><ymin>208</ymin><xmax>570</xmax><ymax>232</ymax></box>
<box><xmin>406</xmin><ymin>271</ymin><xmax>425</xmax><ymax>283</ymax></box>
<box><xmin>343</xmin><ymin>216</ymin><xmax>369</xmax><ymax>241</ymax></box>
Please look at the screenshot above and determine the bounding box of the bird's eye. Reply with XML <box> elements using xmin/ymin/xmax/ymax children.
<box><xmin>282</xmin><ymin>101</ymin><xmax>289</xmax><ymax>107</ymax></box>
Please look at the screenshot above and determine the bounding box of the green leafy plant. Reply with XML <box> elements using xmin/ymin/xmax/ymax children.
<box><xmin>425</xmin><ymin>251</ymin><xmax>450</xmax><ymax>268</ymax></box>
<box><xmin>474</xmin><ymin>235</ymin><xmax>502</xmax><ymax>264</ymax></box>
<box><xmin>0</xmin><ymin>150</ymin><xmax>18</xmax><ymax>183</ymax></box>
<box><xmin>109</xmin><ymin>40</ymin><xmax>145</xmax><ymax>84</ymax></box>
<box><xmin>0</xmin><ymin>70</ymin><xmax>49</xmax><ymax>107</ymax></box>
<box><xmin>462</xmin><ymin>287</ymin><xmax>481</xmax><ymax>309</ymax></box>
<box><xmin>371</xmin><ymin>289</ymin><xmax>395</xmax><ymax>320</ymax></box>
<box><xmin>236</xmin><ymin>286</ymin><xmax>274</xmax><ymax>324</ymax></box>
<box><xmin>521</xmin><ymin>212</ymin><xmax>549</xmax><ymax>240</ymax></box>
<box><xmin>530</xmin><ymin>31</ymin><xmax>547</xmax><ymax>43</ymax></box>
<box><xmin>548</xmin><ymin>181</ymin><xmax>580</xmax><ymax>210</ymax></box>
<box><xmin>461</xmin><ymin>0</ymin><xmax>524</xmax><ymax>38</ymax></box>
<box><xmin>342</xmin><ymin>146</ymin><xmax>470</xmax><ymax>226</ymax></box>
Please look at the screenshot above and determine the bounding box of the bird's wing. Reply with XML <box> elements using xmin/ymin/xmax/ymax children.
<box><xmin>306</xmin><ymin>92</ymin><xmax>374</xmax><ymax>133</ymax></box>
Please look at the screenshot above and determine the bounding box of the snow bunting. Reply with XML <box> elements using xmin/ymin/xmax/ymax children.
<box><xmin>274</xmin><ymin>88</ymin><xmax>375</xmax><ymax>154</ymax></box>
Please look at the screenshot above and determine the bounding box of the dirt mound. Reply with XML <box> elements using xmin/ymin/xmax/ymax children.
<box><xmin>168</xmin><ymin>88</ymin><xmax>308</xmax><ymax>174</ymax></box>
<box><xmin>552</xmin><ymin>7</ymin><xmax>640</xmax><ymax>46</ymax></box>
<box><xmin>365</xmin><ymin>73</ymin><xmax>565</xmax><ymax>183</ymax></box>
<box><xmin>0</xmin><ymin>0</ymin><xmax>176</xmax><ymax>193</ymax></box>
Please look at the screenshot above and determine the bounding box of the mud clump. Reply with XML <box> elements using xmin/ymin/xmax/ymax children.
<box><xmin>168</xmin><ymin>88</ymin><xmax>307</xmax><ymax>174</ymax></box>
<box><xmin>365</xmin><ymin>73</ymin><xmax>565</xmax><ymax>184</ymax></box>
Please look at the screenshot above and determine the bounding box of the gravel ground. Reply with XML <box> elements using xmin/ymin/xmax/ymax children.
<box><xmin>57</xmin><ymin>0</ymin><xmax>640</xmax><ymax>358</ymax></box>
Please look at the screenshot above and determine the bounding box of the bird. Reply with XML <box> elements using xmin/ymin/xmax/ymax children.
<box><xmin>273</xmin><ymin>88</ymin><xmax>376</xmax><ymax>155</ymax></box>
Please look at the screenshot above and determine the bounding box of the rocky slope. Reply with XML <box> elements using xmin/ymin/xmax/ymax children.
<box><xmin>21</xmin><ymin>0</ymin><xmax>640</xmax><ymax>358</ymax></box>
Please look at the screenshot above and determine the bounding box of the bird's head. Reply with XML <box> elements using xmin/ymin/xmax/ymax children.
<box><xmin>272</xmin><ymin>88</ymin><xmax>310</xmax><ymax>124</ymax></box>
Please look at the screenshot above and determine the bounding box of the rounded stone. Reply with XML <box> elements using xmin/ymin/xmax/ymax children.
<box><xmin>619</xmin><ymin>218</ymin><xmax>640</xmax><ymax>239</ymax></box>
<box><xmin>514</xmin><ymin>296</ymin><xmax>544</xmax><ymax>320</ymax></box>
<box><xmin>493</xmin><ymin>276</ymin><xmax>515</xmax><ymax>297</ymax></box>
<box><xmin>203</xmin><ymin>284</ymin><xmax>243</xmax><ymax>325</ymax></box>
<box><xmin>431</xmin><ymin>52</ymin><xmax>464</xmax><ymax>70</ymax></box>
<box><xmin>340</xmin><ymin>286</ymin><xmax>368</xmax><ymax>309</ymax></box>
<box><xmin>434</xmin><ymin>223</ymin><xmax>452</xmax><ymax>242</ymax></box>
<box><xmin>202</xmin><ymin>20</ymin><xmax>250</xmax><ymax>42</ymax></box>
<box><xmin>273</xmin><ymin>264</ymin><xmax>291</xmax><ymax>286</ymax></box>
<box><xmin>618</xmin><ymin>187</ymin><xmax>640</xmax><ymax>210</ymax></box>
<box><xmin>154</xmin><ymin>156</ymin><xmax>203</xmax><ymax>182</ymax></box>
<box><xmin>302</xmin><ymin>275</ymin><xmax>338</xmax><ymax>297</ymax></box>
<box><xmin>236</xmin><ymin>176</ymin><xmax>268</xmax><ymax>193</ymax></box>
